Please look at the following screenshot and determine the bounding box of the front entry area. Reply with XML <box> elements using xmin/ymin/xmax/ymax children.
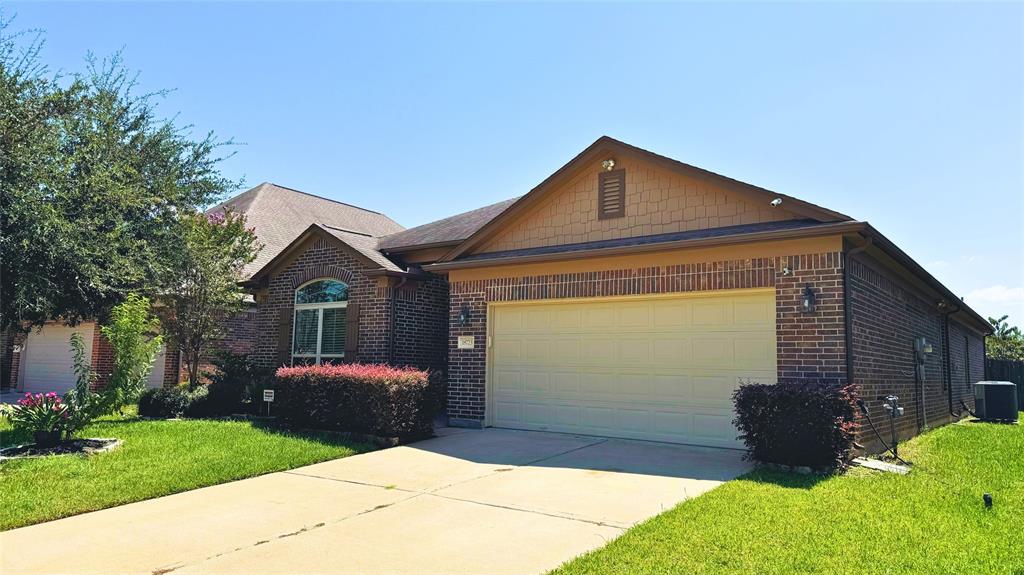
<box><xmin>488</xmin><ymin>290</ymin><xmax>777</xmax><ymax>448</ymax></box>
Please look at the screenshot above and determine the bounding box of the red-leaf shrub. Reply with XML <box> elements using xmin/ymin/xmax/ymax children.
<box><xmin>274</xmin><ymin>364</ymin><xmax>439</xmax><ymax>440</ymax></box>
<box><xmin>732</xmin><ymin>382</ymin><xmax>859</xmax><ymax>470</ymax></box>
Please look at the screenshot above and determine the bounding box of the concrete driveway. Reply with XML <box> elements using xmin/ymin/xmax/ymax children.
<box><xmin>1</xmin><ymin>428</ymin><xmax>750</xmax><ymax>575</ymax></box>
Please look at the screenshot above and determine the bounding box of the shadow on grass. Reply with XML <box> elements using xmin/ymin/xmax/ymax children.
<box><xmin>738</xmin><ymin>466</ymin><xmax>832</xmax><ymax>490</ymax></box>
<box><xmin>249</xmin><ymin>419</ymin><xmax>378</xmax><ymax>452</ymax></box>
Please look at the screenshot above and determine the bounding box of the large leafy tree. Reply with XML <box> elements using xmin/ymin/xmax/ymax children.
<box><xmin>155</xmin><ymin>210</ymin><xmax>259</xmax><ymax>388</ymax></box>
<box><xmin>1</xmin><ymin>18</ymin><xmax>237</xmax><ymax>331</ymax></box>
<box><xmin>986</xmin><ymin>316</ymin><xmax>1024</xmax><ymax>361</ymax></box>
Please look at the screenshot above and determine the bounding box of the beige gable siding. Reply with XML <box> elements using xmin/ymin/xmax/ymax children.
<box><xmin>478</xmin><ymin>155</ymin><xmax>801</xmax><ymax>254</ymax></box>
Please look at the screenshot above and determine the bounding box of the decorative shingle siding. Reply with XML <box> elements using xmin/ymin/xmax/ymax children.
<box><xmin>847</xmin><ymin>255</ymin><xmax>985</xmax><ymax>450</ymax></box>
<box><xmin>448</xmin><ymin>250</ymin><xmax>847</xmax><ymax>424</ymax></box>
<box><xmin>479</xmin><ymin>156</ymin><xmax>801</xmax><ymax>254</ymax></box>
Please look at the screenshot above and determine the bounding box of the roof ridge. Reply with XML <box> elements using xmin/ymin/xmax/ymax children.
<box><xmin>264</xmin><ymin>182</ymin><xmax>388</xmax><ymax>217</ymax></box>
<box><xmin>320</xmin><ymin>224</ymin><xmax>375</xmax><ymax>238</ymax></box>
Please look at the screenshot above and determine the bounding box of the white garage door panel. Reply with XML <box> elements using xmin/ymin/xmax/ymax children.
<box><xmin>489</xmin><ymin>292</ymin><xmax>776</xmax><ymax>448</ymax></box>
<box><xmin>22</xmin><ymin>323</ymin><xmax>95</xmax><ymax>394</ymax></box>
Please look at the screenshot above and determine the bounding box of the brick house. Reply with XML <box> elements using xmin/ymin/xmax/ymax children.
<box><xmin>2</xmin><ymin>183</ymin><xmax>385</xmax><ymax>393</ymax></box>
<box><xmin>5</xmin><ymin>138</ymin><xmax>991</xmax><ymax>453</ymax></box>
<box><xmin>375</xmin><ymin>137</ymin><xmax>991</xmax><ymax>450</ymax></box>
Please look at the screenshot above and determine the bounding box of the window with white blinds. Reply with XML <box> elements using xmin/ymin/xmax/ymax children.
<box><xmin>292</xmin><ymin>279</ymin><xmax>348</xmax><ymax>364</ymax></box>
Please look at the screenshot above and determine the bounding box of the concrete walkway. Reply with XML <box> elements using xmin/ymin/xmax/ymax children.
<box><xmin>0</xmin><ymin>428</ymin><xmax>750</xmax><ymax>575</ymax></box>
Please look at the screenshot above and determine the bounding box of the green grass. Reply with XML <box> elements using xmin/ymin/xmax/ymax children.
<box><xmin>555</xmin><ymin>417</ymin><xmax>1023</xmax><ymax>575</ymax></box>
<box><xmin>0</xmin><ymin>411</ymin><xmax>372</xmax><ymax>531</ymax></box>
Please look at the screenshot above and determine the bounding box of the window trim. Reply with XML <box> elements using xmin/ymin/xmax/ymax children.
<box><xmin>292</xmin><ymin>279</ymin><xmax>349</xmax><ymax>365</ymax></box>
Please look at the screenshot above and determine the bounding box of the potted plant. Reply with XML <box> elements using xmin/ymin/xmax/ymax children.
<box><xmin>7</xmin><ymin>392</ymin><xmax>70</xmax><ymax>447</ymax></box>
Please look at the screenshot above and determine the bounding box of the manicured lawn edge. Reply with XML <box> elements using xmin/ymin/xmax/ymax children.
<box><xmin>552</xmin><ymin>417</ymin><xmax>1023</xmax><ymax>575</ymax></box>
<box><xmin>0</xmin><ymin>413</ymin><xmax>374</xmax><ymax>531</ymax></box>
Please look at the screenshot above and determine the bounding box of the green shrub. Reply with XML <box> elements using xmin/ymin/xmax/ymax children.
<box><xmin>138</xmin><ymin>385</ymin><xmax>209</xmax><ymax>418</ymax></box>
<box><xmin>274</xmin><ymin>364</ymin><xmax>438</xmax><ymax>440</ymax></box>
<box><xmin>733</xmin><ymin>382</ymin><xmax>859</xmax><ymax>470</ymax></box>
<box><xmin>62</xmin><ymin>295</ymin><xmax>163</xmax><ymax>436</ymax></box>
<box><xmin>205</xmin><ymin>351</ymin><xmax>274</xmax><ymax>416</ymax></box>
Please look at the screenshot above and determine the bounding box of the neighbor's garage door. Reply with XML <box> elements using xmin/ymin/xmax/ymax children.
<box><xmin>489</xmin><ymin>291</ymin><xmax>777</xmax><ymax>448</ymax></box>
<box><xmin>21</xmin><ymin>323</ymin><xmax>96</xmax><ymax>394</ymax></box>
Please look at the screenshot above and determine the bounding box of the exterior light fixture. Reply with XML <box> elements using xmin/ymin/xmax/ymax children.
<box><xmin>459</xmin><ymin>304</ymin><xmax>471</xmax><ymax>327</ymax></box>
<box><xmin>602</xmin><ymin>159</ymin><xmax>616</xmax><ymax>171</ymax></box>
<box><xmin>801</xmin><ymin>284</ymin><xmax>817</xmax><ymax>314</ymax></box>
<box><xmin>770</xmin><ymin>198</ymin><xmax>783</xmax><ymax>207</ymax></box>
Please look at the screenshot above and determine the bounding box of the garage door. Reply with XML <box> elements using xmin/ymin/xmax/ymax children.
<box><xmin>489</xmin><ymin>290</ymin><xmax>777</xmax><ymax>448</ymax></box>
<box><xmin>21</xmin><ymin>323</ymin><xmax>95</xmax><ymax>394</ymax></box>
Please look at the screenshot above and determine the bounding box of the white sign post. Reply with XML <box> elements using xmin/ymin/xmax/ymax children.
<box><xmin>263</xmin><ymin>389</ymin><xmax>275</xmax><ymax>416</ymax></box>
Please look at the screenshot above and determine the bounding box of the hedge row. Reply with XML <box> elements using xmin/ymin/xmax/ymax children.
<box><xmin>273</xmin><ymin>364</ymin><xmax>439</xmax><ymax>441</ymax></box>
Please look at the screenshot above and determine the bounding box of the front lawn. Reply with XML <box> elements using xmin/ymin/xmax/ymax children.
<box><xmin>555</xmin><ymin>417</ymin><xmax>1023</xmax><ymax>575</ymax></box>
<box><xmin>0</xmin><ymin>412</ymin><xmax>372</xmax><ymax>531</ymax></box>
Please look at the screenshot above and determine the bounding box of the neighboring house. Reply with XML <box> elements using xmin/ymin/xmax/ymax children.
<box><xmin>2</xmin><ymin>183</ymin><xmax>365</xmax><ymax>393</ymax></box>
<box><xmin>4</xmin><ymin>138</ymin><xmax>991</xmax><ymax>454</ymax></box>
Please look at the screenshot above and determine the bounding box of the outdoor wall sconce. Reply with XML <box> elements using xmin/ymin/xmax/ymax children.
<box><xmin>801</xmin><ymin>284</ymin><xmax>817</xmax><ymax>314</ymax></box>
<box><xmin>459</xmin><ymin>304</ymin><xmax>471</xmax><ymax>327</ymax></box>
<box><xmin>602</xmin><ymin>159</ymin><xmax>616</xmax><ymax>171</ymax></box>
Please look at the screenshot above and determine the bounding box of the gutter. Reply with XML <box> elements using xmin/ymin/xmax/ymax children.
<box><xmin>843</xmin><ymin>237</ymin><xmax>872</xmax><ymax>387</ymax></box>
<box><xmin>388</xmin><ymin>276</ymin><xmax>410</xmax><ymax>364</ymax></box>
<box><xmin>424</xmin><ymin>221</ymin><xmax>865</xmax><ymax>272</ymax></box>
<box><xmin>941</xmin><ymin>300</ymin><xmax>962</xmax><ymax>417</ymax></box>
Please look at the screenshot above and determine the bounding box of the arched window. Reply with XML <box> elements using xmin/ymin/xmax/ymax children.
<box><xmin>292</xmin><ymin>279</ymin><xmax>349</xmax><ymax>365</ymax></box>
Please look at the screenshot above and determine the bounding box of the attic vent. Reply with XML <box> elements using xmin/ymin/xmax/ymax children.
<box><xmin>597</xmin><ymin>169</ymin><xmax>625</xmax><ymax>219</ymax></box>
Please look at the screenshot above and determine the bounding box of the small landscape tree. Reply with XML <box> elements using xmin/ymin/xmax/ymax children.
<box><xmin>986</xmin><ymin>316</ymin><xmax>1024</xmax><ymax>361</ymax></box>
<box><xmin>63</xmin><ymin>294</ymin><xmax>163</xmax><ymax>436</ymax></box>
<box><xmin>155</xmin><ymin>210</ymin><xmax>259</xmax><ymax>388</ymax></box>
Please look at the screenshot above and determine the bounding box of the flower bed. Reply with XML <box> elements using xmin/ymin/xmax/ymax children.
<box><xmin>274</xmin><ymin>364</ymin><xmax>439</xmax><ymax>441</ymax></box>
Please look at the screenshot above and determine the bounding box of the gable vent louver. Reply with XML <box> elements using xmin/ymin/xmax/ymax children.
<box><xmin>598</xmin><ymin>169</ymin><xmax>626</xmax><ymax>219</ymax></box>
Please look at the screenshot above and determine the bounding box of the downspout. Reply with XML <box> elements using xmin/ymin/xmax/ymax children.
<box><xmin>942</xmin><ymin>300</ymin><xmax>962</xmax><ymax>417</ymax></box>
<box><xmin>843</xmin><ymin>238</ymin><xmax>872</xmax><ymax>387</ymax></box>
<box><xmin>388</xmin><ymin>276</ymin><xmax>410</xmax><ymax>365</ymax></box>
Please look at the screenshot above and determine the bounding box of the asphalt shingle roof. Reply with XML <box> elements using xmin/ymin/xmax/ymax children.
<box><xmin>378</xmin><ymin>197</ymin><xmax>519</xmax><ymax>251</ymax></box>
<box><xmin>209</xmin><ymin>183</ymin><xmax>404</xmax><ymax>277</ymax></box>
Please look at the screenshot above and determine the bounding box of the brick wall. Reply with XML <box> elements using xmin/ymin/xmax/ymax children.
<box><xmin>448</xmin><ymin>250</ymin><xmax>846</xmax><ymax>425</ymax></box>
<box><xmin>91</xmin><ymin>328</ymin><xmax>114</xmax><ymax>390</ymax></box>
<box><xmin>392</xmin><ymin>272</ymin><xmax>449</xmax><ymax>371</ymax></box>
<box><xmin>847</xmin><ymin>255</ymin><xmax>986</xmax><ymax>450</ymax></box>
<box><xmin>173</xmin><ymin>307</ymin><xmax>259</xmax><ymax>384</ymax></box>
<box><xmin>252</xmin><ymin>236</ymin><xmax>391</xmax><ymax>370</ymax></box>
<box><xmin>2</xmin><ymin>329</ymin><xmax>26</xmax><ymax>389</ymax></box>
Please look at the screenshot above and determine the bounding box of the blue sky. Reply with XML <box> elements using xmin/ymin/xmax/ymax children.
<box><xmin>8</xmin><ymin>2</ymin><xmax>1023</xmax><ymax>323</ymax></box>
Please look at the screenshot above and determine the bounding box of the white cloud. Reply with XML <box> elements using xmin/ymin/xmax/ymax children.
<box><xmin>964</xmin><ymin>285</ymin><xmax>1024</xmax><ymax>304</ymax></box>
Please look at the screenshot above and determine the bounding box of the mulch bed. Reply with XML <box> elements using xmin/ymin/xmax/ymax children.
<box><xmin>0</xmin><ymin>438</ymin><xmax>122</xmax><ymax>459</ymax></box>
